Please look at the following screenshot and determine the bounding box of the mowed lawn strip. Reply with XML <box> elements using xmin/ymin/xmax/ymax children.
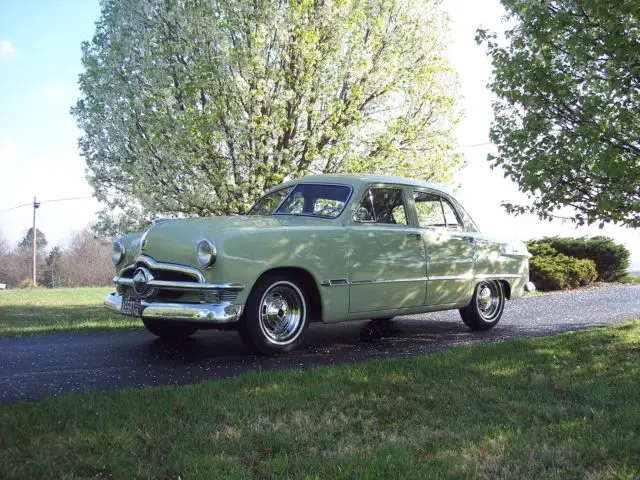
<box><xmin>2</xmin><ymin>322</ymin><xmax>639</xmax><ymax>479</ymax></box>
<box><xmin>0</xmin><ymin>287</ymin><xmax>141</xmax><ymax>336</ymax></box>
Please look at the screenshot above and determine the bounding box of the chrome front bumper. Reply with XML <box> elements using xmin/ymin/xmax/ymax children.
<box><xmin>104</xmin><ymin>293</ymin><xmax>243</xmax><ymax>324</ymax></box>
<box><xmin>524</xmin><ymin>281</ymin><xmax>536</xmax><ymax>292</ymax></box>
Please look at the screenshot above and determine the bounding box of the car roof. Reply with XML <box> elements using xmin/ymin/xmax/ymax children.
<box><xmin>266</xmin><ymin>173</ymin><xmax>453</xmax><ymax>196</ymax></box>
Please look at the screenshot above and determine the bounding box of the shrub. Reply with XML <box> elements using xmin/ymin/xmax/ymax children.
<box><xmin>540</xmin><ymin>236</ymin><xmax>630</xmax><ymax>282</ymax></box>
<box><xmin>18</xmin><ymin>278</ymin><xmax>38</xmax><ymax>289</ymax></box>
<box><xmin>621</xmin><ymin>276</ymin><xmax>640</xmax><ymax>284</ymax></box>
<box><xmin>528</xmin><ymin>242</ymin><xmax>598</xmax><ymax>291</ymax></box>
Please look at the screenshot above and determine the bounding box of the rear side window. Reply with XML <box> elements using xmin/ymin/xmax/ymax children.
<box><xmin>353</xmin><ymin>188</ymin><xmax>408</xmax><ymax>225</ymax></box>
<box><xmin>452</xmin><ymin>199</ymin><xmax>480</xmax><ymax>232</ymax></box>
<box><xmin>414</xmin><ymin>191</ymin><xmax>462</xmax><ymax>230</ymax></box>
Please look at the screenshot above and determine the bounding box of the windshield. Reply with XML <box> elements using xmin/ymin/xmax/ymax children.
<box><xmin>248</xmin><ymin>184</ymin><xmax>352</xmax><ymax>218</ymax></box>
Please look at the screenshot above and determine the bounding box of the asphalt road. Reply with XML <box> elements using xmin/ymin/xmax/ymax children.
<box><xmin>1</xmin><ymin>284</ymin><xmax>639</xmax><ymax>403</ymax></box>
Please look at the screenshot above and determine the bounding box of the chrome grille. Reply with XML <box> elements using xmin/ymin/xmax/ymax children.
<box><xmin>199</xmin><ymin>290</ymin><xmax>238</xmax><ymax>304</ymax></box>
<box><xmin>114</xmin><ymin>255</ymin><xmax>243</xmax><ymax>304</ymax></box>
<box><xmin>149</xmin><ymin>269</ymin><xmax>197</xmax><ymax>283</ymax></box>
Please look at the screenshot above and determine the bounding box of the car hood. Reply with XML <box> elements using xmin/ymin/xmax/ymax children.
<box><xmin>153</xmin><ymin>214</ymin><xmax>329</xmax><ymax>233</ymax></box>
<box><xmin>141</xmin><ymin>215</ymin><xmax>332</xmax><ymax>265</ymax></box>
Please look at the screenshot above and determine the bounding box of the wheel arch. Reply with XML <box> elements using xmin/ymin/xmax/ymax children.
<box><xmin>251</xmin><ymin>267</ymin><xmax>323</xmax><ymax>322</ymax></box>
<box><xmin>498</xmin><ymin>279</ymin><xmax>512</xmax><ymax>300</ymax></box>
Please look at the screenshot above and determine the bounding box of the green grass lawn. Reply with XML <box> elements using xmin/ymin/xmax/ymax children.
<box><xmin>1</xmin><ymin>321</ymin><xmax>638</xmax><ymax>479</ymax></box>
<box><xmin>0</xmin><ymin>287</ymin><xmax>142</xmax><ymax>336</ymax></box>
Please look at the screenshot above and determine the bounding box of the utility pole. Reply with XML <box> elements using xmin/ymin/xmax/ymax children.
<box><xmin>32</xmin><ymin>196</ymin><xmax>40</xmax><ymax>286</ymax></box>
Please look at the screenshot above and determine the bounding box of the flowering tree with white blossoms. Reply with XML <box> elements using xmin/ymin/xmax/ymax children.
<box><xmin>73</xmin><ymin>0</ymin><xmax>461</xmax><ymax>235</ymax></box>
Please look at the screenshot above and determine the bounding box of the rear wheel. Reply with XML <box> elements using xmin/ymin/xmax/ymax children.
<box><xmin>142</xmin><ymin>318</ymin><xmax>197</xmax><ymax>340</ymax></box>
<box><xmin>239</xmin><ymin>274</ymin><xmax>309</xmax><ymax>355</ymax></box>
<box><xmin>459</xmin><ymin>281</ymin><xmax>505</xmax><ymax>331</ymax></box>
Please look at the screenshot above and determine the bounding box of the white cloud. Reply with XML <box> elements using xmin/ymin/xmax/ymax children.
<box><xmin>0</xmin><ymin>39</ymin><xmax>17</xmax><ymax>63</ymax></box>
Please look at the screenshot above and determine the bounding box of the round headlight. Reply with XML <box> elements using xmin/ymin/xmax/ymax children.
<box><xmin>196</xmin><ymin>239</ymin><xmax>217</xmax><ymax>267</ymax></box>
<box><xmin>111</xmin><ymin>241</ymin><xmax>125</xmax><ymax>265</ymax></box>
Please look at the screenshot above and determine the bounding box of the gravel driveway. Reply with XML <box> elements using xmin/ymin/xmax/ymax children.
<box><xmin>1</xmin><ymin>284</ymin><xmax>639</xmax><ymax>403</ymax></box>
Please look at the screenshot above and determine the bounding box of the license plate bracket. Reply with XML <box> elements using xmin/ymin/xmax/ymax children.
<box><xmin>121</xmin><ymin>296</ymin><xmax>142</xmax><ymax>317</ymax></box>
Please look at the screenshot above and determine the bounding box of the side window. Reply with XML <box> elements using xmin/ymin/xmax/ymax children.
<box><xmin>314</xmin><ymin>198</ymin><xmax>343</xmax><ymax>216</ymax></box>
<box><xmin>441</xmin><ymin>200</ymin><xmax>461</xmax><ymax>229</ymax></box>
<box><xmin>354</xmin><ymin>188</ymin><xmax>407</xmax><ymax>226</ymax></box>
<box><xmin>452</xmin><ymin>199</ymin><xmax>480</xmax><ymax>232</ymax></box>
<box><xmin>414</xmin><ymin>191</ymin><xmax>462</xmax><ymax>229</ymax></box>
<box><xmin>414</xmin><ymin>192</ymin><xmax>445</xmax><ymax>227</ymax></box>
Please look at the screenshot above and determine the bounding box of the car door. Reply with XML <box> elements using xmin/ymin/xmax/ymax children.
<box><xmin>348</xmin><ymin>186</ymin><xmax>427</xmax><ymax>313</ymax></box>
<box><xmin>412</xmin><ymin>190</ymin><xmax>476</xmax><ymax>306</ymax></box>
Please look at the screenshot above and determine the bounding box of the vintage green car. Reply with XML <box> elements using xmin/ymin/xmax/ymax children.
<box><xmin>105</xmin><ymin>174</ymin><xmax>534</xmax><ymax>354</ymax></box>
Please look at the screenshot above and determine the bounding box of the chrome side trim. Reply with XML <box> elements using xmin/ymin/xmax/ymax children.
<box><xmin>474</xmin><ymin>273</ymin><xmax>522</xmax><ymax>279</ymax></box>
<box><xmin>113</xmin><ymin>276</ymin><xmax>244</xmax><ymax>292</ymax></box>
<box><xmin>428</xmin><ymin>274</ymin><xmax>474</xmax><ymax>281</ymax></box>
<box><xmin>350</xmin><ymin>277</ymin><xmax>429</xmax><ymax>285</ymax></box>
<box><xmin>321</xmin><ymin>273</ymin><xmax>523</xmax><ymax>286</ymax></box>
<box><xmin>502</xmin><ymin>252</ymin><xmax>532</xmax><ymax>259</ymax></box>
<box><xmin>104</xmin><ymin>293</ymin><xmax>243</xmax><ymax>323</ymax></box>
<box><xmin>320</xmin><ymin>279</ymin><xmax>349</xmax><ymax>287</ymax></box>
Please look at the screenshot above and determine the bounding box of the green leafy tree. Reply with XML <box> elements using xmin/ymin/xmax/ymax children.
<box><xmin>477</xmin><ymin>0</ymin><xmax>640</xmax><ymax>227</ymax></box>
<box><xmin>73</xmin><ymin>0</ymin><xmax>461</xmax><ymax>235</ymax></box>
<box><xmin>42</xmin><ymin>246</ymin><xmax>64</xmax><ymax>288</ymax></box>
<box><xmin>18</xmin><ymin>228</ymin><xmax>48</xmax><ymax>252</ymax></box>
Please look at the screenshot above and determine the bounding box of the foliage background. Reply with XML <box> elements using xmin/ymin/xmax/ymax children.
<box><xmin>477</xmin><ymin>0</ymin><xmax>640</xmax><ymax>228</ymax></box>
<box><xmin>73</xmin><ymin>0</ymin><xmax>462</xmax><ymax>236</ymax></box>
<box><xmin>527</xmin><ymin>236</ymin><xmax>630</xmax><ymax>291</ymax></box>
<box><xmin>0</xmin><ymin>228</ymin><xmax>113</xmax><ymax>288</ymax></box>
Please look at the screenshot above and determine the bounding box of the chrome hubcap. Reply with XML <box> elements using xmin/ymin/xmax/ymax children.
<box><xmin>476</xmin><ymin>282</ymin><xmax>501</xmax><ymax>320</ymax></box>
<box><xmin>259</xmin><ymin>281</ymin><xmax>305</xmax><ymax>345</ymax></box>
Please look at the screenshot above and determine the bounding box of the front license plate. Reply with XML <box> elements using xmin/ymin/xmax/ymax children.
<box><xmin>121</xmin><ymin>296</ymin><xmax>142</xmax><ymax>317</ymax></box>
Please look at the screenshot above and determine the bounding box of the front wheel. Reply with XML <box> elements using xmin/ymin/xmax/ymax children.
<box><xmin>142</xmin><ymin>318</ymin><xmax>197</xmax><ymax>340</ymax></box>
<box><xmin>459</xmin><ymin>281</ymin><xmax>505</xmax><ymax>331</ymax></box>
<box><xmin>239</xmin><ymin>274</ymin><xmax>309</xmax><ymax>355</ymax></box>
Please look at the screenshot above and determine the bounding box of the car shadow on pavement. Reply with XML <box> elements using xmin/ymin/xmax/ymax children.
<box><xmin>132</xmin><ymin>317</ymin><xmax>507</xmax><ymax>366</ymax></box>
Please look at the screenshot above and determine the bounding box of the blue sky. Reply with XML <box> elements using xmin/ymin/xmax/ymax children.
<box><xmin>0</xmin><ymin>0</ymin><xmax>638</xmax><ymax>268</ymax></box>
<box><xmin>0</xmin><ymin>0</ymin><xmax>102</xmax><ymax>247</ymax></box>
<box><xmin>0</xmin><ymin>1</ymin><xmax>100</xmax><ymax>143</ymax></box>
